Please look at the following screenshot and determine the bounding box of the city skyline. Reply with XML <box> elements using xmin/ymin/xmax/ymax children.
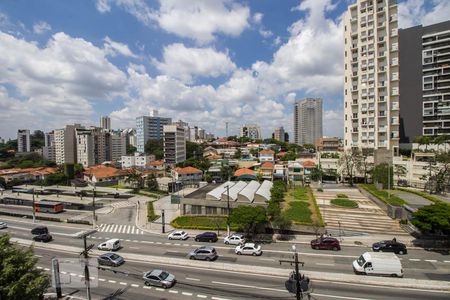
<box><xmin>0</xmin><ymin>1</ymin><xmax>448</xmax><ymax>140</ymax></box>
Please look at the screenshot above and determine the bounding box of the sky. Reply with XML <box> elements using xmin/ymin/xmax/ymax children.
<box><xmin>0</xmin><ymin>0</ymin><xmax>449</xmax><ymax>140</ymax></box>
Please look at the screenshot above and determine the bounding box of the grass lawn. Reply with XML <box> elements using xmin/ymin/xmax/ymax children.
<box><xmin>291</xmin><ymin>187</ymin><xmax>308</xmax><ymax>201</ymax></box>
<box><xmin>171</xmin><ymin>215</ymin><xmax>239</xmax><ymax>231</ymax></box>
<box><xmin>331</xmin><ymin>198</ymin><xmax>358</xmax><ymax>208</ymax></box>
<box><xmin>359</xmin><ymin>184</ymin><xmax>406</xmax><ymax>207</ymax></box>
<box><xmin>284</xmin><ymin>201</ymin><xmax>312</xmax><ymax>223</ymax></box>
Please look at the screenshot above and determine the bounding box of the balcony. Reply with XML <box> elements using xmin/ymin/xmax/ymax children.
<box><xmin>379</xmin><ymin>111</ymin><xmax>386</xmax><ymax>117</ymax></box>
<box><xmin>391</xmin><ymin>102</ymin><xmax>399</xmax><ymax>110</ymax></box>
<box><xmin>391</xmin><ymin>59</ymin><xmax>399</xmax><ymax>66</ymax></box>
<box><xmin>391</xmin><ymin>29</ymin><xmax>398</xmax><ymax>37</ymax></box>
<box><xmin>391</xmin><ymin>72</ymin><xmax>399</xmax><ymax>81</ymax></box>
<box><xmin>390</xmin><ymin>14</ymin><xmax>398</xmax><ymax>22</ymax></box>
<box><xmin>391</xmin><ymin>88</ymin><xmax>399</xmax><ymax>96</ymax></box>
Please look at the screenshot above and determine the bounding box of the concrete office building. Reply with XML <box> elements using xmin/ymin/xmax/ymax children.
<box><xmin>17</xmin><ymin>129</ymin><xmax>31</xmax><ymax>153</ymax></box>
<box><xmin>136</xmin><ymin>110</ymin><xmax>171</xmax><ymax>153</ymax></box>
<box><xmin>100</xmin><ymin>116</ymin><xmax>111</xmax><ymax>131</ymax></box>
<box><xmin>273</xmin><ymin>127</ymin><xmax>286</xmax><ymax>142</ymax></box>
<box><xmin>399</xmin><ymin>20</ymin><xmax>450</xmax><ymax>143</ymax></box>
<box><xmin>343</xmin><ymin>0</ymin><xmax>400</xmax><ymax>154</ymax></box>
<box><xmin>110</xmin><ymin>132</ymin><xmax>127</xmax><ymax>162</ymax></box>
<box><xmin>42</xmin><ymin>131</ymin><xmax>56</xmax><ymax>162</ymax></box>
<box><xmin>240</xmin><ymin>124</ymin><xmax>261</xmax><ymax>140</ymax></box>
<box><xmin>294</xmin><ymin>98</ymin><xmax>323</xmax><ymax>145</ymax></box>
<box><xmin>55</xmin><ymin>124</ymin><xmax>82</xmax><ymax>165</ymax></box>
<box><xmin>163</xmin><ymin>124</ymin><xmax>186</xmax><ymax>165</ymax></box>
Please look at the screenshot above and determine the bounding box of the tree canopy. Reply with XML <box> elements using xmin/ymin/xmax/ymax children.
<box><xmin>0</xmin><ymin>234</ymin><xmax>50</xmax><ymax>300</ymax></box>
<box><xmin>411</xmin><ymin>202</ymin><xmax>450</xmax><ymax>235</ymax></box>
<box><xmin>186</xmin><ymin>141</ymin><xmax>204</xmax><ymax>160</ymax></box>
<box><xmin>145</xmin><ymin>139</ymin><xmax>164</xmax><ymax>160</ymax></box>
<box><xmin>228</xmin><ymin>205</ymin><xmax>268</xmax><ymax>236</ymax></box>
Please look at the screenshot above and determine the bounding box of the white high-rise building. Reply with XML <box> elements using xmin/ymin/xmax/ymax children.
<box><xmin>163</xmin><ymin>124</ymin><xmax>186</xmax><ymax>165</ymax></box>
<box><xmin>75</xmin><ymin>127</ymin><xmax>110</xmax><ymax>167</ymax></box>
<box><xmin>136</xmin><ymin>110</ymin><xmax>172</xmax><ymax>153</ymax></box>
<box><xmin>17</xmin><ymin>129</ymin><xmax>31</xmax><ymax>153</ymax></box>
<box><xmin>294</xmin><ymin>98</ymin><xmax>323</xmax><ymax>145</ymax></box>
<box><xmin>55</xmin><ymin>124</ymin><xmax>82</xmax><ymax>165</ymax></box>
<box><xmin>240</xmin><ymin>124</ymin><xmax>261</xmax><ymax>140</ymax></box>
<box><xmin>343</xmin><ymin>0</ymin><xmax>400</xmax><ymax>154</ymax></box>
<box><xmin>273</xmin><ymin>127</ymin><xmax>286</xmax><ymax>142</ymax></box>
<box><xmin>100</xmin><ymin>116</ymin><xmax>111</xmax><ymax>131</ymax></box>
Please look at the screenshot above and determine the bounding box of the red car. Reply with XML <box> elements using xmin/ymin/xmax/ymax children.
<box><xmin>310</xmin><ymin>237</ymin><xmax>341</xmax><ymax>251</ymax></box>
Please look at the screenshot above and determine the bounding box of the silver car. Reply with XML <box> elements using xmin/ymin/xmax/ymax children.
<box><xmin>0</xmin><ymin>221</ymin><xmax>7</xmax><ymax>229</ymax></box>
<box><xmin>143</xmin><ymin>269</ymin><xmax>176</xmax><ymax>289</ymax></box>
<box><xmin>97</xmin><ymin>253</ymin><xmax>124</xmax><ymax>267</ymax></box>
<box><xmin>188</xmin><ymin>246</ymin><xmax>218</xmax><ymax>261</ymax></box>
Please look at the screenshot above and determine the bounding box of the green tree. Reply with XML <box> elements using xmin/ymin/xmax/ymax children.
<box><xmin>303</xmin><ymin>144</ymin><xmax>315</xmax><ymax>151</ymax></box>
<box><xmin>272</xmin><ymin>215</ymin><xmax>292</xmax><ymax>235</ymax></box>
<box><xmin>125</xmin><ymin>168</ymin><xmax>143</xmax><ymax>189</ymax></box>
<box><xmin>281</xmin><ymin>152</ymin><xmax>297</xmax><ymax>161</ymax></box>
<box><xmin>228</xmin><ymin>205</ymin><xmax>268</xmax><ymax>237</ymax></box>
<box><xmin>233</xmin><ymin>148</ymin><xmax>242</xmax><ymax>159</ymax></box>
<box><xmin>145</xmin><ymin>139</ymin><xmax>164</xmax><ymax>160</ymax></box>
<box><xmin>186</xmin><ymin>141</ymin><xmax>204</xmax><ymax>160</ymax></box>
<box><xmin>422</xmin><ymin>152</ymin><xmax>450</xmax><ymax>194</ymax></box>
<box><xmin>126</xmin><ymin>144</ymin><xmax>137</xmax><ymax>155</ymax></box>
<box><xmin>64</xmin><ymin>163</ymin><xmax>75</xmax><ymax>179</ymax></box>
<box><xmin>146</xmin><ymin>173</ymin><xmax>159</xmax><ymax>192</ymax></box>
<box><xmin>44</xmin><ymin>173</ymin><xmax>69</xmax><ymax>186</ymax></box>
<box><xmin>310</xmin><ymin>167</ymin><xmax>323</xmax><ymax>182</ymax></box>
<box><xmin>372</xmin><ymin>163</ymin><xmax>393</xmax><ymax>189</ymax></box>
<box><xmin>30</xmin><ymin>130</ymin><xmax>45</xmax><ymax>151</ymax></box>
<box><xmin>338</xmin><ymin>148</ymin><xmax>362</xmax><ymax>186</ymax></box>
<box><xmin>0</xmin><ymin>234</ymin><xmax>50</xmax><ymax>300</ymax></box>
<box><xmin>415</xmin><ymin>136</ymin><xmax>432</xmax><ymax>151</ymax></box>
<box><xmin>411</xmin><ymin>202</ymin><xmax>450</xmax><ymax>235</ymax></box>
<box><xmin>394</xmin><ymin>164</ymin><xmax>407</xmax><ymax>185</ymax></box>
<box><xmin>204</xmin><ymin>173</ymin><xmax>213</xmax><ymax>183</ymax></box>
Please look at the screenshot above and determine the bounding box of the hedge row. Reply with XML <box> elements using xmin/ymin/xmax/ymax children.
<box><xmin>358</xmin><ymin>184</ymin><xmax>406</xmax><ymax>207</ymax></box>
<box><xmin>147</xmin><ymin>201</ymin><xmax>159</xmax><ymax>222</ymax></box>
<box><xmin>171</xmin><ymin>215</ymin><xmax>239</xmax><ymax>231</ymax></box>
<box><xmin>308</xmin><ymin>186</ymin><xmax>325</xmax><ymax>226</ymax></box>
<box><xmin>395</xmin><ymin>187</ymin><xmax>443</xmax><ymax>204</ymax></box>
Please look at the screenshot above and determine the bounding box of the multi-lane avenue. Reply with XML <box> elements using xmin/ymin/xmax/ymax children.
<box><xmin>1</xmin><ymin>216</ymin><xmax>450</xmax><ymax>300</ymax></box>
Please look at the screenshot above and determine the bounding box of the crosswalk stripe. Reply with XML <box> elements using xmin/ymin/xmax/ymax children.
<box><xmin>131</xmin><ymin>226</ymin><xmax>135</xmax><ymax>234</ymax></box>
<box><xmin>97</xmin><ymin>224</ymin><xmax>144</xmax><ymax>235</ymax></box>
<box><xmin>127</xmin><ymin>226</ymin><xmax>131</xmax><ymax>234</ymax></box>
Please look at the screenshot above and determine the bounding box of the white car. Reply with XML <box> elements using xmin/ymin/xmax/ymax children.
<box><xmin>0</xmin><ymin>221</ymin><xmax>7</xmax><ymax>229</ymax></box>
<box><xmin>235</xmin><ymin>243</ymin><xmax>262</xmax><ymax>256</ymax></box>
<box><xmin>98</xmin><ymin>239</ymin><xmax>121</xmax><ymax>251</ymax></box>
<box><xmin>224</xmin><ymin>234</ymin><xmax>245</xmax><ymax>245</ymax></box>
<box><xmin>168</xmin><ymin>230</ymin><xmax>189</xmax><ymax>240</ymax></box>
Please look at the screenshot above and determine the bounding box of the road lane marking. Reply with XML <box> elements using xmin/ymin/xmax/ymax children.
<box><xmin>212</xmin><ymin>281</ymin><xmax>286</xmax><ymax>293</ymax></box>
<box><xmin>182</xmin><ymin>292</ymin><xmax>193</xmax><ymax>296</ymax></box>
<box><xmin>259</xmin><ymin>258</ymin><xmax>275</xmax><ymax>261</ymax></box>
<box><xmin>108</xmin><ymin>280</ymin><xmax>116</xmax><ymax>284</ymax></box>
<box><xmin>316</xmin><ymin>263</ymin><xmax>336</xmax><ymax>266</ymax></box>
<box><xmin>444</xmin><ymin>261</ymin><xmax>450</xmax><ymax>263</ymax></box>
<box><xmin>186</xmin><ymin>277</ymin><xmax>200</xmax><ymax>281</ymax></box>
<box><xmin>129</xmin><ymin>246</ymin><xmax>140</xmax><ymax>249</ymax></box>
<box><xmin>169</xmin><ymin>290</ymin><xmax>179</xmax><ymax>294</ymax></box>
<box><xmin>197</xmin><ymin>295</ymin><xmax>207</xmax><ymax>298</ymax></box>
<box><xmin>143</xmin><ymin>286</ymin><xmax>151</xmax><ymax>289</ymax></box>
<box><xmin>98</xmin><ymin>278</ymin><xmax>105</xmax><ymax>282</ymax></box>
<box><xmin>127</xmin><ymin>226</ymin><xmax>131</xmax><ymax>234</ymax></box>
<box><xmin>211</xmin><ymin>297</ymin><xmax>232</xmax><ymax>300</ymax></box>
<box><xmin>37</xmin><ymin>266</ymin><xmax>43</xmax><ymax>269</ymax></box>
<box><xmin>155</xmin><ymin>287</ymin><xmax>165</xmax><ymax>291</ymax></box>
<box><xmin>425</xmin><ymin>259</ymin><xmax>437</xmax><ymax>263</ymax></box>
<box><xmin>311</xmin><ymin>293</ymin><xmax>373</xmax><ymax>300</ymax></box>
<box><xmin>131</xmin><ymin>284</ymin><xmax>139</xmax><ymax>287</ymax></box>
<box><xmin>409</xmin><ymin>259</ymin><xmax>421</xmax><ymax>261</ymax></box>
<box><xmin>119</xmin><ymin>282</ymin><xmax>127</xmax><ymax>285</ymax></box>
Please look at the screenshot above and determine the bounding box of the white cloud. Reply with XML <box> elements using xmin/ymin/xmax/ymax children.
<box><xmin>0</xmin><ymin>31</ymin><xmax>127</xmax><ymax>138</ymax></box>
<box><xmin>96</xmin><ymin>0</ymin><xmax>111</xmax><ymax>13</ymax></box>
<box><xmin>100</xmin><ymin>0</ymin><xmax>251</xmax><ymax>44</ymax></box>
<box><xmin>398</xmin><ymin>0</ymin><xmax>450</xmax><ymax>29</ymax></box>
<box><xmin>103</xmin><ymin>36</ymin><xmax>137</xmax><ymax>58</ymax></box>
<box><xmin>259</xmin><ymin>29</ymin><xmax>273</xmax><ymax>38</ymax></box>
<box><xmin>253</xmin><ymin>12</ymin><xmax>263</xmax><ymax>24</ymax></box>
<box><xmin>323</xmin><ymin>110</ymin><xmax>343</xmax><ymax>138</ymax></box>
<box><xmin>153</xmin><ymin>43</ymin><xmax>236</xmax><ymax>83</ymax></box>
<box><xmin>33</xmin><ymin>21</ymin><xmax>51</xmax><ymax>34</ymax></box>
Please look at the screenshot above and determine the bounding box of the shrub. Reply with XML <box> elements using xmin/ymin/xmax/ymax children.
<box><xmin>336</xmin><ymin>193</ymin><xmax>348</xmax><ymax>198</ymax></box>
<box><xmin>330</xmin><ymin>198</ymin><xmax>358</xmax><ymax>208</ymax></box>
<box><xmin>147</xmin><ymin>201</ymin><xmax>159</xmax><ymax>222</ymax></box>
<box><xmin>309</xmin><ymin>187</ymin><xmax>324</xmax><ymax>226</ymax></box>
<box><xmin>396</xmin><ymin>187</ymin><xmax>442</xmax><ymax>204</ymax></box>
<box><xmin>317</xmin><ymin>188</ymin><xmax>323</xmax><ymax>192</ymax></box>
<box><xmin>358</xmin><ymin>184</ymin><xmax>406</xmax><ymax>207</ymax></box>
<box><xmin>171</xmin><ymin>215</ymin><xmax>239</xmax><ymax>231</ymax></box>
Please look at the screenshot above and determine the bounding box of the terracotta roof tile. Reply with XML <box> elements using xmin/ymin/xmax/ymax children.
<box><xmin>303</xmin><ymin>160</ymin><xmax>316</xmax><ymax>167</ymax></box>
<box><xmin>84</xmin><ymin>165</ymin><xmax>129</xmax><ymax>179</ymax></box>
<box><xmin>173</xmin><ymin>166</ymin><xmax>202</xmax><ymax>174</ymax></box>
<box><xmin>207</xmin><ymin>155</ymin><xmax>223</xmax><ymax>159</ymax></box>
<box><xmin>260</xmin><ymin>149</ymin><xmax>275</xmax><ymax>154</ymax></box>
<box><xmin>261</xmin><ymin>162</ymin><xmax>274</xmax><ymax>169</ymax></box>
<box><xmin>234</xmin><ymin>168</ymin><xmax>255</xmax><ymax>177</ymax></box>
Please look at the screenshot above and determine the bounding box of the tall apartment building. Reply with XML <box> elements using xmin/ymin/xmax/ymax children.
<box><xmin>399</xmin><ymin>21</ymin><xmax>450</xmax><ymax>143</ymax></box>
<box><xmin>240</xmin><ymin>124</ymin><xmax>261</xmax><ymax>140</ymax></box>
<box><xmin>273</xmin><ymin>127</ymin><xmax>286</xmax><ymax>142</ymax></box>
<box><xmin>100</xmin><ymin>116</ymin><xmax>111</xmax><ymax>131</ymax></box>
<box><xmin>110</xmin><ymin>132</ymin><xmax>127</xmax><ymax>162</ymax></box>
<box><xmin>76</xmin><ymin>127</ymin><xmax>110</xmax><ymax>167</ymax></box>
<box><xmin>343</xmin><ymin>0</ymin><xmax>400</xmax><ymax>154</ymax></box>
<box><xmin>17</xmin><ymin>129</ymin><xmax>31</xmax><ymax>153</ymax></box>
<box><xmin>136</xmin><ymin>110</ymin><xmax>172</xmax><ymax>153</ymax></box>
<box><xmin>163</xmin><ymin>124</ymin><xmax>186</xmax><ymax>165</ymax></box>
<box><xmin>55</xmin><ymin>124</ymin><xmax>82</xmax><ymax>165</ymax></box>
<box><xmin>293</xmin><ymin>98</ymin><xmax>323</xmax><ymax>145</ymax></box>
<box><xmin>42</xmin><ymin>131</ymin><xmax>56</xmax><ymax>162</ymax></box>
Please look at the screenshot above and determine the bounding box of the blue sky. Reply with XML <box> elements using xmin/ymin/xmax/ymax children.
<box><xmin>0</xmin><ymin>0</ymin><xmax>449</xmax><ymax>140</ymax></box>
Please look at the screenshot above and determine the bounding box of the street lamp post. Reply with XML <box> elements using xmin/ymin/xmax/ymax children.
<box><xmin>32</xmin><ymin>188</ymin><xmax>36</xmax><ymax>223</ymax></box>
<box><xmin>226</xmin><ymin>185</ymin><xmax>230</xmax><ymax>237</ymax></box>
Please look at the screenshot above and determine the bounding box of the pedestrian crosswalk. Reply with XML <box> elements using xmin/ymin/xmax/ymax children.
<box><xmin>111</xmin><ymin>201</ymin><xmax>135</xmax><ymax>209</ymax></box>
<box><xmin>98</xmin><ymin>223</ymin><xmax>144</xmax><ymax>235</ymax></box>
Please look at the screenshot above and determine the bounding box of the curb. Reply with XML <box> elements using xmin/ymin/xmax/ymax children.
<box><xmin>12</xmin><ymin>237</ymin><xmax>450</xmax><ymax>292</ymax></box>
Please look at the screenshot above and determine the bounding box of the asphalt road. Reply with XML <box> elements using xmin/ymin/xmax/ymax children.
<box><xmin>30</xmin><ymin>247</ymin><xmax>450</xmax><ymax>300</ymax></box>
<box><xmin>2</xmin><ymin>217</ymin><xmax>449</xmax><ymax>282</ymax></box>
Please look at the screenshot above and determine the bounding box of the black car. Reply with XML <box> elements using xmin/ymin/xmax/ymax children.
<box><xmin>372</xmin><ymin>240</ymin><xmax>407</xmax><ymax>254</ymax></box>
<box><xmin>194</xmin><ymin>232</ymin><xmax>218</xmax><ymax>243</ymax></box>
<box><xmin>33</xmin><ymin>233</ymin><xmax>53</xmax><ymax>242</ymax></box>
<box><xmin>31</xmin><ymin>226</ymin><xmax>49</xmax><ymax>235</ymax></box>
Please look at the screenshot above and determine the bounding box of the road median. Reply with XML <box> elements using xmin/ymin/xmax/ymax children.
<box><xmin>11</xmin><ymin>237</ymin><xmax>450</xmax><ymax>292</ymax></box>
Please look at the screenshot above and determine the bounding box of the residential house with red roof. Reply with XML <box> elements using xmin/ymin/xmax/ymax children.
<box><xmin>259</xmin><ymin>149</ymin><xmax>275</xmax><ymax>162</ymax></box>
<box><xmin>171</xmin><ymin>166</ymin><xmax>203</xmax><ymax>185</ymax></box>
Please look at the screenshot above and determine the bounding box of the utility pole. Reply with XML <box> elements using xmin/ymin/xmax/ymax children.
<box><xmin>77</xmin><ymin>230</ymin><xmax>96</xmax><ymax>300</ymax></box>
<box><xmin>52</xmin><ymin>258</ymin><xmax>62</xmax><ymax>298</ymax></box>
<box><xmin>279</xmin><ymin>245</ymin><xmax>310</xmax><ymax>300</ymax></box>
<box><xmin>161</xmin><ymin>209</ymin><xmax>165</xmax><ymax>233</ymax></box>
<box><xmin>226</xmin><ymin>185</ymin><xmax>230</xmax><ymax>237</ymax></box>
<box><xmin>32</xmin><ymin>188</ymin><xmax>36</xmax><ymax>223</ymax></box>
<box><xmin>92</xmin><ymin>187</ymin><xmax>96</xmax><ymax>229</ymax></box>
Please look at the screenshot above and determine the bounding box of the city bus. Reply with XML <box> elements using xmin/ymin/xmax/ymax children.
<box><xmin>34</xmin><ymin>201</ymin><xmax>64</xmax><ymax>213</ymax></box>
